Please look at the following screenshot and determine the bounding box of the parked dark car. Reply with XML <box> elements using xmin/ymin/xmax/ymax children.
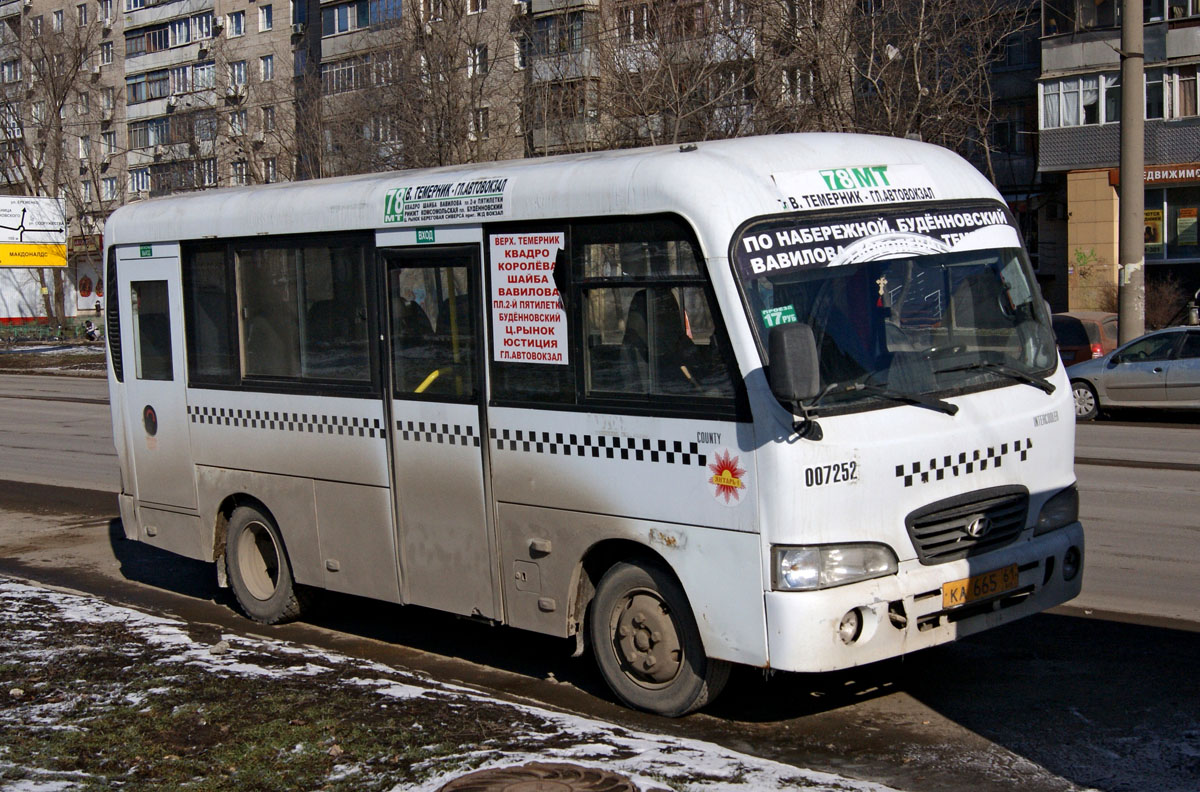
<box><xmin>1052</xmin><ymin>311</ymin><xmax>1119</xmax><ymax>367</ymax></box>
<box><xmin>1069</xmin><ymin>326</ymin><xmax>1200</xmax><ymax>420</ymax></box>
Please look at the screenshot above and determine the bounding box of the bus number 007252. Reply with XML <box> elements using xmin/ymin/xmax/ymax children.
<box><xmin>804</xmin><ymin>461</ymin><xmax>858</xmax><ymax>487</ymax></box>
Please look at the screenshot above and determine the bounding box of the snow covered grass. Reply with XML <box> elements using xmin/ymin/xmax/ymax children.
<box><xmin>0</xmin><ymin>579</ymin><xmax>900</xmax><ymax>792</ymax></box>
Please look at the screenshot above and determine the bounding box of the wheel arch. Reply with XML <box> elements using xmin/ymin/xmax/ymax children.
<box><xmin>211</xmin><ymin>493</ymin><xmax>281</xmax><ymax>589</ymax></box>
<box><xmin>570</xmin><ymin>539</ymin><xmax>683</xmax><ymax>643</ymax></box>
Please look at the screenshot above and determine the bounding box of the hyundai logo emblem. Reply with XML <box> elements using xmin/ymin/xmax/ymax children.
<box><xmin>965</xmin><ymin>515</ymin><xmax>991</xmax><ymax>538</ymax></box>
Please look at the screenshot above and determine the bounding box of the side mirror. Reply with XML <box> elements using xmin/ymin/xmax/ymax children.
<box><xmin>768</xmin><ymin>322</ymin><xmax>820</xmax><ymax>404</ymax></box>
<box><xmin>1108</xmin><ymin>353</ymin><xmax>1121</xmax><ymax>366</ymax></box>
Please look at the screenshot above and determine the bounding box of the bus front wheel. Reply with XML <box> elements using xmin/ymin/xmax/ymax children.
<box><xmin>225</xmin><ymin>505</ymin><xmax>305</xmax><ymax>625</ymax></box>
<box><xmin>589</xmin><ymin>560</ymin><xmax>729</xmax><ymax>717</ymax></box>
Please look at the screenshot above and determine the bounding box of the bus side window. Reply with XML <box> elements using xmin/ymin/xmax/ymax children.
<box><xmin>131</xmin><ymin>280</ymin><xmax>173</xmax><ymax>381</ymax></box>
<box><xmin>390</xmin><ymin>264</ymin><xmax>476</xmax><ymax>401</ymax></box>
<box><xmin>578</xmin><ymin>225</ymin><xmax>736</xmax><ymax>402</ymax></box>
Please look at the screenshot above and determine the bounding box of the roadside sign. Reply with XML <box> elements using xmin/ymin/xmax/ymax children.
<box><xmin>0</xmin><ymin>196</ymin><xmax>67</xmax><ymax>268</ymax></box>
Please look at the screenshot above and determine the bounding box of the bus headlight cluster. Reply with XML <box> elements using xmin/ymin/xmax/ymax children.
<box><xmin>772</xmin><ymin>544</ymin><xmax>898</xmax><ymax>591</ymax></box>
<box><xmin>1034</xmin><ymin>484</ymin><xmax>1079</xmax><ymax>535</ymax></box>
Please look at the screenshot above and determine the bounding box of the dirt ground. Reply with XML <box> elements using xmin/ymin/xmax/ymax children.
<box><xmin>0</xmin><ymin>578</ymin><xmax>896</xmax><ymax>792</ymax></box>
<box><xmin>0</xmin><ymin>343</ymin><xmax>106</xmax><ymax>377</ymax></box>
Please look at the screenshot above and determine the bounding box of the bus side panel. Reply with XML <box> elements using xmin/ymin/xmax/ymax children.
<box><xmin>135</xmin><ymin>506</ymin><xmax>206</xmax><ymax>560</ymax></box>
<box><xmin>314</xmin><ymin>481</ymin><xmax>400</xmax><ymax>604</ymax></box>
<box><xmin>196</xmin><ymin>466</ymin><xmax>322</xmax><ymax>586</ymax></box>
<box><xmin>186</xmin><ymin>390</ymin><xmax>389</xmax><ymax>488</ymax></box>
<box><xmin>497</xmin><ymin>502</ymin><xmax>768</xmax><ymax>666</ymax></box>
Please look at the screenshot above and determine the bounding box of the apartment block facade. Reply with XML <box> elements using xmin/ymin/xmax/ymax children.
<box><xmin>1039</xmin><ymin>0</ymin><xmax>1200</xmax><ymax>310</ymax></box>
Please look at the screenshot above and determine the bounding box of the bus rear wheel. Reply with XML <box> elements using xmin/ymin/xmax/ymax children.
<box><xmin>225</xmin><ymin>505</ymin><xmax>305</xmax><ymax>625</ymax></box>
<box><xmin>588</xmin><ymin>560</ymin><xmax>729</xmax><ymax>717</ymax></box>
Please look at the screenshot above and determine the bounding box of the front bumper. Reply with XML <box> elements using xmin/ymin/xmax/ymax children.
<box><xmin>763</xmin><ymin>523</ymin><xmax>1084</xmax><ymax>672</ymax></box>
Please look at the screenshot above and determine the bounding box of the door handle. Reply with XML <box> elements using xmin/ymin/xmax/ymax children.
<box><xmin>1153</xmin><ymin>367</ymin><xmax>1163</xmax><ymax>373</ymax></box>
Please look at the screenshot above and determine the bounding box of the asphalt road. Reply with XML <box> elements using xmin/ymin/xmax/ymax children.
<box><xmin>1</xmin><ymin>373</ymin><xmax>1197</xmax><ymax>791</ymax></box>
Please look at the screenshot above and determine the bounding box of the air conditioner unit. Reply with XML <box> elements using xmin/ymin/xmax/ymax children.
<box><xmin>152</xmin><ymin>145</ymin><xmax>165</xmax><ymax>159</ymax></box>
<box><xmin>22</xmin><ymin>0</ymin><xmax>31</xmax><ymax>9</ymax></box>
<box><xmin>251</xmin><ymin>131</ymin><xmax>264</xmax><ymax>144</ymax></box>
<box><xmin>103</xmin><ymin>17</ymin><xmax>112</xmax><ymax>29</ymax></box>
<box><xmin>292</xmin><ymin>22</ymin><xmax>304</xmax><ymax>34</ymax></box>
<box><xmin>167</xmin><ymin>95</ymin><xmax>178</xmax><ymax>108</ymax></box>
<box><xmin>101</xmin><ymin>107</ymin><xmax>113</xmax><ymax>121</ymax></box>
<box><xmin>197</xmin><ymin>44</ymin><xmax>209</xmax><ymax>57</ymax></box>
<box><xmin>225</xmin><ymin>84</ymin><xmax>244</xmax><ymax>99</ymax></box>
<box><xmin>91</xmin><ymin>63</ymin><xmax>102</xmax><ymax>75</ymax></box>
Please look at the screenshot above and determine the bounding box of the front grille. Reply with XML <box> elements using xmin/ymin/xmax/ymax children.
<box><xmin>905</xmin><ymin>486</ymin><xmax>1029</xmax><ymax>565</ymax></box>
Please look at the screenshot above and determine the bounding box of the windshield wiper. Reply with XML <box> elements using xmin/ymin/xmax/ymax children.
<box><xmin>848</xmin><ymin>383</ymin><xmax>959</xmax><ymax>415</ymax></box>
<box><xmin>936</xmin><ymin>361</ymin><xmax>1055</xmax><ymax>394</ymax></box>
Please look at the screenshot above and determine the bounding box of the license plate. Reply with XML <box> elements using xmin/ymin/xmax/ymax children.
<box><xmin>942</xmin><ymin>564</ymin><xmax>1020</xmax><ymax>609</ymax></box>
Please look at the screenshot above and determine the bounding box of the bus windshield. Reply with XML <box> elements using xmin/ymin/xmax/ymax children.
<box><xmin>733</xmin><ymin>202</ymin><xmax>1057</xmax><ymax>413</ymax></box>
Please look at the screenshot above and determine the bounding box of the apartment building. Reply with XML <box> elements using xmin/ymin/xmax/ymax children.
<box><xmin>1039</xmin><ymin>0</ymin><xmax>1200</xmax><ymax>309</ymax></box>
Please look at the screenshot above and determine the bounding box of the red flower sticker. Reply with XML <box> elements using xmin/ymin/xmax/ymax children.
<box><xmin>708</xmin><ymin>449</ymin><xmax>746</xmax><ymax>504</ymax></box>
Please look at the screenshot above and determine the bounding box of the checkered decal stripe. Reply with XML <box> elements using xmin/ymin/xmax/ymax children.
<box><xmin>896</xmin><ymin>438</ymin><xmax>1032</xmax><ymax>487</ymax></box>
<box><xmin>187</xmin><ymin>406</ymin><xmax>384</xmax><ymax>438</ymax></box>
<box><xmin>395</xmin><ymin>420</ymin><xmax>480</xmax><ymax>447</ymax></box>
<box><xmin>490</xmin><ymin>429</ymin><xmax>707</xmax><ymax>467</ymax></box>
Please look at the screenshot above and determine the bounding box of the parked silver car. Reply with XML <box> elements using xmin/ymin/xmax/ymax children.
<box><xmin>1070</xmin><ymin>326</ymin><xmax>1200</xmax><ymax>420</ymax></box>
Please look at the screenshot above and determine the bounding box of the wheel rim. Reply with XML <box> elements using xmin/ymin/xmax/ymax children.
<box><xmin>1073</xmin><ymin>385</ymin><xmax>1095</xmax><ymax>417</ymax></box>
<box><xmin>608</xmin><ymin>588</ymin><xmax>683</xmax><ymax>689</ymax></box>
<box><xmin>238</xmin><ymin>520</ymin><xmax>281</xmax><ymax>601</ymax></box>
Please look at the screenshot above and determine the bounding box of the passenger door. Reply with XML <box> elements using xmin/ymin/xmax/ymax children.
<box><xmin>1166</xmin><ymin>330</ymin><xmax>1200</xmax><ymax>404</ymax></box>
<box><xmin>1103</xmin><ymin>332</ymin><xmax>1176</xmax><ymax>405</ymax></box>
<box><xmin>383</xmin><ymin>246</ymin><xmax>498</xmax><ymax>619</ymax></box>
<box><xmin>115</xmin><ymin>245</ymin><xmax>197</xmax><ymax>509</ymax></box>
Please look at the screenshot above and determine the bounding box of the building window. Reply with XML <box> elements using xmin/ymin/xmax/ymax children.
<box><xmin>230</xmin><ymin>109</ymin><xmax>246</xmax><ymax>136</ymax></box>
<box><xmin>261</xmin><ymin>54</ymin><xmax>274</xmax><ymax>81</ymax></box>
<box><xmin>470</xmin><ymin>107</ymin><xmax>489</xmax><ymax>140</ymax></box>
<box><xmin>102</xmin><ymin>177</ymin><xmax>118</xmax><ymax>201</ymax></box>
<box><xmin>53</xmin><ymin>10</ymin><xmax>63</xmax><ymax>32</ymax></box>
<box><xmin>195</xmin><ymin>12</ymin><xmax>213</xmax><ymax>38</ymax></box>
<box><xmin>77</xmin><ymin>4</ymin><xmax>88</xmax><ymax>25</ymax></box>
<box><xmin>81</xmin><ymin>180</ymin><xmax>93</xmax><ymax>203</ymax></box>
<box><xmin>533</xmin><ymin>11</ymin><xmax>584</xmax><ymax>56</ymax></box>
<box><xmin>1166</xmin><ymin>65</ymin><xmax>1198</xmax><ymax>118</ymax></box>
<box><xmin>262</xmin><ymin>157</ymin><xmax>277</xmax><ymax>183</ymax></box>
<box><xmin>77</xmin><ymin>92</ymin><xmax>90</xmax><ymax>115</ymax></box>
<box><xmin>194</xmin><ymin>62</ymin><xmax>215</xmax><ymax>89</ymax></box>
<box><xmin>169</xmin><ymin>17</ymin><xmax>192</xmax><ymax>46</ymax></box>
<box><xmin>130</xmin><ymin>167</ymin><xmax>150</xmax><ymax>193</ymax></box>
<box><xmin>79</xmin><ymin>135</ymin><xmax>91</xmax><ymax>159</ymax></box>
<box><xmin>101</xmin><ymin>0</ymin><xmax>112</xmax><ymax>22</ymax></box>
<box><xmin>260</xmin><ymin>4</ymin><xmax>273</xmax><ymax>30</ymax></box>
<box><xmin>468</xmin><ymin>44</ymin><xmax>488</xmax><ymax>77</ymax></box>
<box><xmin>30</xmin><ymin>16</ymin><xmax>42</xmax><ymax>37</ymax></box>
<box><xmin>100</xmin><ymin>42</ymin><xmax>113</xmax><ymax>65</ymax></box>
<box><xmin>469</xmin><ymin>0</ymin><xmax>486</xmax><ymax>13</ymax></box>
<box><xmin>322</xmin><ymin>0</ymin><xmax>369</xmax><ymax>35</ymax></box>
<box><xmin>618</xmin><ymin>3</ymin><xmax>651</xmax><ymax>43</ymax></box>
<box><xmin>101</xmin><ymin>87</ymin><xmax>114</xmax><ymax>111</ymax></box>
<box><xmin>1</xmin><ymin>60</ymin><xmax>19</xmax><ymax>83</ymax></box>
<box><xmin>227</xmin><ymin>10</ymin><xmax>245</xmax><ymax>36</ymax></box>
<box><xmin>230</xmin><ymin>61</ymin><xmax>247</xmax><ymax>86</ymax></box>
<box><xmin>101</xmin><ymin>130</ymin><xmax>116</xmax><ymax>154</ymax></box>
<box><xmin>262</xmin><ymin>105</ymin><xmax>276</xmax><ymax>131</ymax></box>
<box><xmin>199</xmin><ymin>158</ymin><xmax>217</xmax><ymax>186</ymax></box>
<box><xmin>423</xmin><ymin>0</ymin><xmax>445</xmax><ymax>21</ymax></box>
<box><xmin>231</xmin><ymin>160</ymin><xmax>248</xmax><ymax>185</ymax></box>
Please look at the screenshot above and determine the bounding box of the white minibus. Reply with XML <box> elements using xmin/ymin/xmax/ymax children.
<box><xmin>105</xmin><ymin>133</ymin><xmax>1083</xmax><ymax>716</ymax></box>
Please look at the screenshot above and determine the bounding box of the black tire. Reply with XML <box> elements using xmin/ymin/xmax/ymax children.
<box><xmin>225</xmin><ymin>505</ymin><xmax>305</xmax><ymax>624</ymax></box>
<box><xmin>588</xmin><ymin>560</ymin><xmax>730</xmax><ymax>717</ymax></box>
<box><xmin>1072</xmin><ymin>380</ymin><xmax>1100</xmax><ymax>421</ymax></box>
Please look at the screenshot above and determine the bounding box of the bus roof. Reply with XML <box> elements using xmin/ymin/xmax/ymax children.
<box><xmin>105</xmin><ymin>133</ymin><xmax>1003</xmax><ymax>252</ymax></box>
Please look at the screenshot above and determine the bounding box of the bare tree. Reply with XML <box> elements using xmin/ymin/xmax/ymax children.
<box><xmin>0</xmin><ymin>9</ymin><xmax>107</xmax><ymax>327</ymax></box>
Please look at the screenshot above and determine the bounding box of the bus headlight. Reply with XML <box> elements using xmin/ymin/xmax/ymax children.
<box><xmin>772</xmin><ymin>544</ymin><xmax>898</xmax><ymax>591</ymax></box>
<box><xmin>1034</xmin><ymin>485</ymin><xmax>1079</xmax><ymax>535</ymax></box>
